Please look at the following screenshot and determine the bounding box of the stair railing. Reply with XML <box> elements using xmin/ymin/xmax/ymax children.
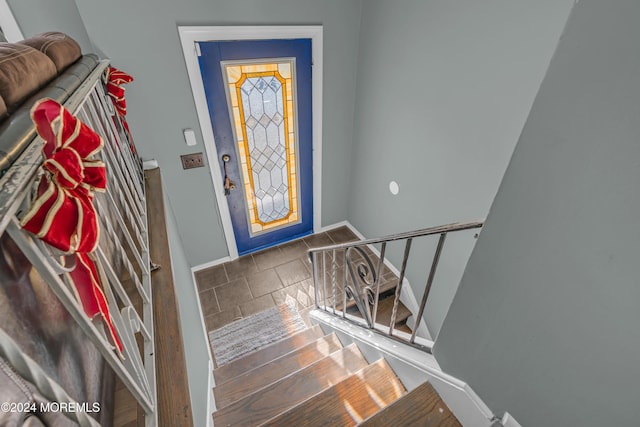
<box><xmin>309</xmin><ymin>221</ymin><xmax>483</xmax><ymax>351</ymax></box>
<box><xmin>0</xmin><ymin>60</ymin><xmax>157</xmax><ymax>425</ymax></box>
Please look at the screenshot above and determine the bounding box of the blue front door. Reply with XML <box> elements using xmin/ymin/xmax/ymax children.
<box><xmin>198</xmin><ymin>39</ymin><xmax>314</xmax><ymax>255</ymax></box>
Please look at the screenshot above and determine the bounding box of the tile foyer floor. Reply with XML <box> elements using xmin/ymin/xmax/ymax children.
<box><xmin>194</xmin><ymin>226</ymin><xmax>360</xmax><ymax>332</ymax></box>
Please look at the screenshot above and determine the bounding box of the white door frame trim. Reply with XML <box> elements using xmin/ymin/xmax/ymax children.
<box><xmin>0</xmin><ymin>0</ymin><xmax>24</xmax><ymax>42</ymax></box>
<box><xmin>178</xmin><ymin>25</ymin><xmax>323</xmax><ymax>260</ymax></box>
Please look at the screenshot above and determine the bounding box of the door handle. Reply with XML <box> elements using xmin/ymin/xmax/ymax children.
<box><xmin>221</xmin><ymin>154</ymin><xmax>236</xmax><ymax>195</ymax></box>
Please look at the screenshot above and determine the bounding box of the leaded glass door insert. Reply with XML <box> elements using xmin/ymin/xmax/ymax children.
<box><xmin>222</xmin><ymin>60</ymin><xmax>300</xmax><ymax>236</ymax></box>
<box><xmin>197</xmin><ymin>39</ymin><xmax>313</xmax><ymax>255</ymax></box>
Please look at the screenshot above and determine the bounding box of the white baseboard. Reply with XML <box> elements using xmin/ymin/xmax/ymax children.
<box><xmin>190</xmin><ymin>268</ymin><xmax>214</xmax><ymax>360</ymax></box>
<box><xmin>206</xmin><ymin>359</ymin><xmax>215</xmax><ymax>427</ymax></box>
<box><xmin>192</xmin><ymin>256</ymin><xmax>231</xmax><ymax>273</ymax></box>
<box><xmin>317</xmin><ymin>220</ymin><xmax>353</xmax><ymax>233</ymax></box>
<box><xmin>502</xmin><ymin>412</ymin><xmax>523</xmax><ymax>427</ymax></box>
<box><xmin>190</xmin><ymin>267</ymin><xmax>215</xmax><ymax>426</ymax></box>
<box><xmin>194</xmin><ymin>271</ymin><xmax>215</xmax><ymax>426</ymax></box>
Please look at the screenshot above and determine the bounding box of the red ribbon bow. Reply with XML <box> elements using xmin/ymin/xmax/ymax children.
<box><xmin>105</xmin><ymin>66</ymin><xmax>136</xmax><ymax>153</ymax></box>
<box><xmin>105</xmin><ymin>66</ymin><xmax>133</xmax><ymax>118</ymax></box>
<box><xmin>22</xmin><ymin>99</ymin><xmax>106</xmax><ymax>253</ymax></box>
<box><xmin>21</xmin><ymin>98</ymin><xmax>123</xmax><ymax>355</ymax></box>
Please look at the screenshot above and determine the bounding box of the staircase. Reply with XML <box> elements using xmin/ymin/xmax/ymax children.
<box><xmin>211</xmin><ymin>324</ymin><xmax>461</xmax><ymax>426</ymax></box>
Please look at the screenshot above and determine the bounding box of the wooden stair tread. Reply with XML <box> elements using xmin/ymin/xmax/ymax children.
<box><xmin>321</xmin><ymin>266</ymin><xmax>396</xmax><ymax>303</ymax></box>
<box><xmin>358</xmin><ymin>381</ymin><xmax>462</xmax><ymax>427</ymax></box>
<box><xmin>337</xmin><ymin>279</ymin><xmax>398</xmax><ymax>311</ymax></box>
<box><xmin>259</xmin><ymin>358</ymin><xmax>406</xmax><ymax>427</ymax></box>
<box><xmin>213</xmin><ymin>344</ymin><xmax>368</xmax><ymax>427</ymax></box>
<box><xmin>344</xmin><ymin>296</ymin><xmax>412</xmax><ymax>329</ymax></box>
<box><xmin>213</xmin><ymin>325</ymin><xmax>325</xmax><ymax>385</ymax></box>
<box><xmin>372</xmin><ymin>297</ymin><xmax>412</xmax><ymax>326</ymax></box>
<box><xmin>214</xmin><ymin>332</ymin><xmax>344</xmax><ymax>409</ymax></box>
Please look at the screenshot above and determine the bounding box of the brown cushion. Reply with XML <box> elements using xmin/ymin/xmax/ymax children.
<box><xmin>0</xmin><ymin>43</ymin><xmax>57</xmax><ymax>110</ymax></box>
<box><xmin>19</xmin><ymin>32</ymin><xmax>81</xmax><ymax>73</ymax></box>
<box><xmin>0</xmin><ymin>95</ymin><xmax>6</xmax><ymax>122</ymax></box>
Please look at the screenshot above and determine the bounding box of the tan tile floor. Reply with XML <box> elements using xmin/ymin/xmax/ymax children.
<box><xmin>195</xmin><ymin>226</ymin><xmax>360</xmax><ymax>332</ymax></box>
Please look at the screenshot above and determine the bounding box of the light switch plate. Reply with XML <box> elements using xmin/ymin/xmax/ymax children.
<box><xmin>183</xmin><ymin>128</ymin><xmax>197</xmax><ymax>146</ymax></box>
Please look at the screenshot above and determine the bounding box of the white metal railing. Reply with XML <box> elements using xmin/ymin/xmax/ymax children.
<box><xmin>309</xmin><ymin>221</ymin><xmax>483</xmax><ymax>352</ymax></box>
<box><xmin>0</xmin><ymin>60</ymin><xmax>156</xmax><ymax>425</ymax></box>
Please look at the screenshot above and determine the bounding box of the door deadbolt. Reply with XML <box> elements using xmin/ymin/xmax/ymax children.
<box><xmin>222</xmin><ymin>154</ymin><xmax>235</xmax><ymax>195</ymax></box>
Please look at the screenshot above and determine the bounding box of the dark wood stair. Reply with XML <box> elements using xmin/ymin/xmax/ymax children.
<box><xmin>341</xmin><ymin>292</ymin><xmax>413</xmax><ymax>333</ymax></box>
<box><xmin>213</xmin><ymin>332</ymin><xmax>344</xmax><ymax>408</ymax></box>
<box><xmin>213</xmin><ymin>325</ymin><xmax>325</xmax><ymax>384</ymax></box>
<box><xmin>213</xmin><ymin>344</ymin><xmax>368</xmax><ymax>426</ymax></box>
<box><xmin>359</xmin><ymin>381</ymin><xmax>462</xmax><ymax>427</ymax></box>
<box><xmin>372</xmin><ymin>296</ymin><xmax>413</xmax><ymax>328</ymax></box>
<box><xmin>260</xmin><ymin>358</ymin><xmax>405</xmax><ymax>426</ymax></box>
<box><xmin>211</xmin><ymin>323</ymin><xmax>461</xmax><ymax>427</ymax></box>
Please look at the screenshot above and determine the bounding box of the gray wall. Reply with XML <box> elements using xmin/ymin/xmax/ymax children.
<box><xmin>434</xmin><ymin>0</ymin><xmax>640</xmax><ymax>425</ymax></box>
<box><xmin>73</xmin><ymin>0</ymin><xmax>363</xmax><ymax>266</ymax></box>
<box><xmin>163</xmin><ymin>184</ymin><xmax>210</xmax><ymax>427</ymax></box>
<box><xmin>348</xmin><ymin>0</ymin><xmax>574</xmax><ymax>337</ymax></box>
<box><xmin>7</xmin><ymin>0</ymin><xmax>93</xmax><ymax>53</ymax></box>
